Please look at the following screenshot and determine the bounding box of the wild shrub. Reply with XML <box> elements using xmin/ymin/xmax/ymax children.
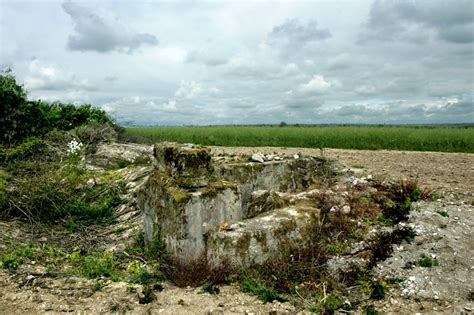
<box><xmin>1</xmin><ymin>70</ymin><xmax>114</xmax><ymax>146</ymax></box>
<box><xmin>1</xmin><ymin>163</ymin><xmax>122</xmax><ymax>224</ymax></box>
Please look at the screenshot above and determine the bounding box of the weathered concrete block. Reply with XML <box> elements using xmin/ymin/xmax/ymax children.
<box><xmin>154</xmin><ymin>142</ymin><xmax>212</xmax><ymax>188</ymax></box>
<box><xmin>206</xmin><ymin>207</ymin><xmax>319</xmax><ymax>267</ymax></box>
<box><xmin>139</xmin><ymin>143</ymin><xmax>336</xmax><ymax>266</ymax></box>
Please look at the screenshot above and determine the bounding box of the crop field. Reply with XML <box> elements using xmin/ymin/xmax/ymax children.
<box><xmin>125</xmin><ymin>125</ymin><xmax>474</xmax><ymax>153</ymax></box>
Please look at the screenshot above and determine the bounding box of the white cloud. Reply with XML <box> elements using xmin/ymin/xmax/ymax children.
<box><xmin>355</xmin><ymin>85</ymin><xmax>377</xmax><ymax>96</ymax></box>
<box><xmin>281</xmin><ymin>63</ymin><xmax>299</xmax><ymax>75</ymax></box>
<box><xmin>24</xmin><ymin>59</ymin><xmax>95</xmax><ymax>92</ymax></box>
<box><xmin>297</xmin><ymin>75</ymin><xmax>333</xmax><ymax>94</ymax></box>
<box><xmin>175</xmin><ymin>80</ymin><xmax>219</xmax><ymax>99</ymax></box>
<box><xmin>2</xmin><ymin>1</ymin><xmax>473</xmax><ymax>125</ymax></box>
<box><xmin>163</xmin><ymin>100</ymin><xmax>177</xmax><ymax>111</ymax></box>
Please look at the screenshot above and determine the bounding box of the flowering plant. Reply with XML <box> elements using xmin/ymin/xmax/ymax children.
<box><xmin>67</xmin><ymin>138</ymin><xmax>83</xmax><ymax>156</ymax></box>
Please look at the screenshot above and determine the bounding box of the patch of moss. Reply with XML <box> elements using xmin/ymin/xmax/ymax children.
<box><xmin>168</xmin><ymin>187</ymin><xmax>192</xmax><ymax>204</ymax></box>
<box><xmin>201</xmin><ymin>178</ymin><xmax>238</xmax><ymax>198</ymax></box>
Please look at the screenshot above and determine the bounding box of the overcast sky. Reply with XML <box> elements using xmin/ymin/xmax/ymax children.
<box><xmin>1</xmin><ymin>0</ymin><xmax>473</xmax><ymax>125</ymax></box>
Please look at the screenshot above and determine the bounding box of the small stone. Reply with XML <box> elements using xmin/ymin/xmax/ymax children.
<box><xmin>293</xmin><ymin>154</ymin><xmax>299</xmax><ymax>159</ymax></box>
<box><xmin>265</xmin><ymin>154</ymin><xmax>275</xmax><ymax>161</ymax></box>
<box><xmin>218</xmin><ymin>302</ymin><xmax>225</xmax><ymax>307</ymax></box>
<box><xmin>341</xmin><ymin>205</ymin><xmax>351</xmax><ymax>214</ymax></box>
<box><xmin>251</xmin><ymin>153</ymin><xmax>265</xmax><ymax>163</ymax></box>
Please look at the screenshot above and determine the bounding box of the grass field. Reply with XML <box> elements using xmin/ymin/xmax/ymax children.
<box><xmin>125</xmin><ymin>125</ymin><xmax>474</xmax><ymax>153</ymax></box>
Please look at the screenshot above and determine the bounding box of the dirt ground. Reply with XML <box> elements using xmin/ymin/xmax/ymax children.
<box><xmin>1</xmin><ymin>147</ymin><xmax>473</xmax><ymax>314</ymax></box>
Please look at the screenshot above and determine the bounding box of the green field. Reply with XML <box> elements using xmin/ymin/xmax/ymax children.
<box><xmin>125</xmin><ymin>125</ymin><xmax>474</xmax><ymax>153</ymax></box>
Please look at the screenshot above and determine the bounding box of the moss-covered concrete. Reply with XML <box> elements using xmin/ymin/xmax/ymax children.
<box><xmin>138</xmin><ymin>142</ymin><xmax>337</xmax><ymax>266</ymax></box>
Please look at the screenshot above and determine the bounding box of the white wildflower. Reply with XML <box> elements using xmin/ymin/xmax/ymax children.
<box><xmin>67</xmin><ymin>138</ymin><xmax>83</xmax><ymax>155</ymax></box>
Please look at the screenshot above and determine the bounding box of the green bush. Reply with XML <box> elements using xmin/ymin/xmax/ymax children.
<box><xmin>0</xmin><ymin>70</ymin><xmax>114</xmax><ymax>145</ymax></box>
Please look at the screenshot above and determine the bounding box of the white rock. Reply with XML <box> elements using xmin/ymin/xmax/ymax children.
<box><xmin>251</xmin><ymin>153</ymin><xmax>265</xmax><ymax>163</ymax></box>
<box><xmin>342</xmin><ymin>205</ymin><xmax>351</xmax><ymax>214</ymax></box>
<box><xmin>264</xmin><ymin>154</ymin><xmax>275</xmax><ymax>161</ymax></box>
<box><xmin>293</xmin><ymin>154</ymin><xmax>299</xmax><ymax>159</ymax></box>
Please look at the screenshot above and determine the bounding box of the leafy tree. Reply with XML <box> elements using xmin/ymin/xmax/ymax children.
<box><xmin>0</xmin><ymin>69</ymin><xmax>27</xmax><ymax>144</ymax></box>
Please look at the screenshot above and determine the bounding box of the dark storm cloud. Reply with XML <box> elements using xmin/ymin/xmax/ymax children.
<box><xmin>62</xmin><ymin>1</ymin><xmax>158</xmax><ymax>53</ymax></box>
<box><xmin>361</xmin><ymin>0</ymin><xmax>474</xmax><ymax>44</ymax></box>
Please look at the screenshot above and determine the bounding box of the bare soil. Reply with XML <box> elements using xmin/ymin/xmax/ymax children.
<box><xmin>1</xmin><ymin>147</ymin><xmax>473</xmax><ymax>314</ymax></box>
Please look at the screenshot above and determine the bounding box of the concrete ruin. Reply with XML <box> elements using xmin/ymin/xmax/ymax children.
<box><xmin>137</xmin><ymin>142</ymin><xmax>336</xmax><ymax>267</ymax></box>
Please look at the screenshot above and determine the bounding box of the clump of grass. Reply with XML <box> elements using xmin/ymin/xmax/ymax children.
<box><xmin>311</xmin><ymin>292</ymin><xmax>343</xmax><ymax>313</ymax></box>
<box><xmin>417</xmin><ymin>254</ymin><xmax>439</xmax><ymax>268</ymax></box>
<box><xmin>69</xmin><ymin>250</ymin><xmax>121</xmax><ymax>280</ymax></box>
<box><xmin>201</xmin><ymin>282</ymin><xmax>220</xmax><ymax>295</ymax></box>
<box><xmin>239</xmin><ymin>275</ymin><xmax>286</xmax><ymax>303</ymax></box>
<box><xmin>138</xmin><ymin>284</ymin><xmax>155</xmax><ymax>304</ymax></box>
<box><xmin>372</xmin><ymin>179</ymin><xmax>425</xmax><ymax>224</ymax></box>
<box><xmin>436</xmin><ymin>210</ymin><xmax>449</xmax><ymax>217</ymax></box>
<box><xmin>126</xmin><ymin>260</ymin><xmax>163</xmax><ymax>287</ymax></box>
<box><xmin>91</xmin><ymin>280</ymin><xmax>108</xmax><ymax>293</ymax></box>
<box><xmin>369</xmin><ymin>226</ymin><xmax>417</xmax><ymax>267</ymax></box>
<box><xmin>365</xmin><ymin>305</ymin><xmax>379</xmax><ymax>315</ymax></box>
<box><xmin>326</xmin><ymin>241</ymin><xmax>348</xmax><ymax>255</ymax></box>
<box><xmin>369</xmin><ymin>280</ymin><xmax>388</xmax><ymax>300</ymax></box>
<box><xmin>1</xmin><ymin>254</ymin><xmax>22</xmax><ymax>270</ymax></box>
<box><xmin>0</xmin><ymin>242</ymin><xmax>67</xmax><ymax>271</ymax></box>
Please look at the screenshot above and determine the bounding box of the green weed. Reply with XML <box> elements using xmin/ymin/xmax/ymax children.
<box><xmin>311</xmin><ymin>292</ymin><xmax>343</xmax><ymax>314</ymax></box>
<box><xmin>239</xmin><ymin>276</ymin><xmax>286</xmax><ymax>303</ymax></box>
<box><xmin>436</xmin><ymin>210</ymin><xmax>449</xmax><ymax>217</ymax></box>
<box><xmin>73</xmin><ymin>251</ymin><xmax>121</xmax><ymax>280</ymax></box>
<box><xmin>201</xmin><ymin>282</ymin><xmax>220</xmax><ymax>295</ymax></box>
<box><xmin>417</xmin><ymin>254</ymin><xmax>439</xmax><ymax>268</ymax></box>
<box><xmin>1</xmin><ymin>254</ymin><xmax>22</xmax><ymax>270</ymax></box>
<box><xmin>326</xmin><ymin>241</ymin><xmax>348</xmax><ymax>255</ymax></box>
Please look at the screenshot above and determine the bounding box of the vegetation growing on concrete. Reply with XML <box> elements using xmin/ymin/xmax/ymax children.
<box><xmin>223</xmin><ymin>178</ymin><xmax>426</xmax><ymax>313</ymax></box>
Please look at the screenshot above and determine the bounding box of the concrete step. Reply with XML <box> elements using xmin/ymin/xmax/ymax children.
<box><xmin>206</xmin><ymin>206</ymin><xmax>319</xmax><ymax>267</ymax></box>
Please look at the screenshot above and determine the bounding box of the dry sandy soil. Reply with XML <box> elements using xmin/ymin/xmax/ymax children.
<box><xmin>1</xmin><ymin>147</ymin><xmax>473</xmax><ymax>314</ymax></box>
